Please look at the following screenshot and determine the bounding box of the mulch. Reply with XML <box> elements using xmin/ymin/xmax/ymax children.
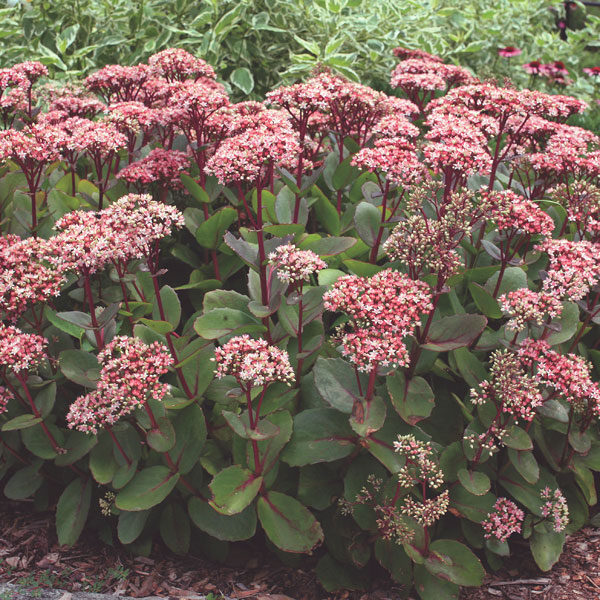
<box><xmin>0</xmin><ymin>500</ymin><xmax>599</xmax><ymax>600</ymax></box>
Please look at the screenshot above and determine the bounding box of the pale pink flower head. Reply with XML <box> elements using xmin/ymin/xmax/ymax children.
<box><xmin>106</xmin><ymin>100</ymin><xmax>159</xmax><ymax>134</ymax></box>
<box><xmin>583</xmin><ymin>66</ymin><xmax>600</xmax><ymax>77</ymax></box>
<box><xmin>371</xmin><ymin>114</ymin><xmax>420</xmax><ymax>140</ymax></box>
<box><xmin>518</xmin><ymin>338</ymin><xmax>600</xmax><ymax>415</ymax></box>
<box><xmin>84</xmin><ymin>64</ymin><xmax>150</xmax><ymax>102</ymax></box>
<box><xmin>0</xmin><ymin>124</ymin><xmax>64</xmax><ymax>165</ymax></box>
<box><xmin>487</xmin><ymin>190</ymin><xmax>554</xmax><ymax>236</ymax></box>
<box><xmin>265</xmin><ymin>78</ymin><xmax>333</xmax><ymax>125</ymax></box>
<box><xmin>0</xmin><ymin>324</ymin><xmax>47</xmax><ymax>373</ymax></box>
<box><xmin>148</xmin><ymin>48</ymin><xmax>216</xmax><ymax>82</ymax></box>
<box><xmin>323</xmin><ymin>269</ymin><xmax>432</xmax><ymax>371</ymax></box>
<box><xmin>352</xmin><ymin>137</ymin><xmax>425</xmax><ymax>186</ymax></box>
<box><xmin>0</xmin><ymin>235</ymin><xmax>66</xmax><ymax>321</ymax></box>
<box><xmin>482</xmin><ymin>498</ymin><xmax>524</xmax><ymax>541</ymax></box>
<box><xmin>498</xmin><ymin>46</ymin><xmax>522</xmax><ymax>58</ymax></box>
<box><xmin>0</xmin><ymin>385</ymin><xmax>13</xmax><ymax>415</ymax></box>
<box><xmin>12</xmin><ymin>61</ymin><xmax>48</xmax><ymax>86</ymax></box>
<box><xmin>522</xmin><ymin>60</ymin><xmax>546</xmax><ymax>76</ymax></box>
<box><xmin>59</xmin><ymin>118</ymin><xmax>127</xmax><ymax>157</ymax></box>
<box><xmin>499</xmin><ymin>289</ymin><xmax>563</xmax><ymax>331</ymax></box>
<box><xmin>538</xmin><ymin>238</ymin><xmax>600</xmax><ymax>301</ymax></box>
<box><xmin>540</xmin><ymin>487</ymin><xmax>569</xmax><ymax>532</ymax></box>
<box><xmin>393</xmin><ymin>47</ymin><xmax>444</xmax><ymax>63</ymax></box>
<box><xmin>67</xmin><ymin>336</ymin><xmax>173</xmax><ymax>434</ymax></box>
<box><xmin>49</xmin><ymin>94</ymin><xmax>106</xmax><ymax>119</ymax></box>
<box><xmin>268</xmin><ymin>244</ymin><xmax>327</xmax><ymax>284</ymax></box>
<box><xmin>168</xmin><ymin>80</ymin><xmax>230</xmax><ymax>123</ymax></box>
<box><xmin>470</xmin><ymin>349</ymin><xmax>543</xmax><ymax>423</ymax></box>
<box><xmin>213</xmin><ymin>335</ymin><xmax>295</xmax><ymax>387</ymax></box>
<box><xmin>117</xmin><ymin>149</ymin><xmax>189</xmax><ymax>189</ymax></box>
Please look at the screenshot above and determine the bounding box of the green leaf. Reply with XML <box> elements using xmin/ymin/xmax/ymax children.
<box><xmin>56</xmin><ymin>478</ymin><xmax>92</xmax><ymax>547</ymax></box>
<box><xmin>503</xmin><ymin>425</ymin><xmax>533</xmax><ymax>450</ymax></box>
<box><xmin>4</xmin><ymin>462</ymin><xmax>43</xmax><ymax>500</ymax></box>
<box><xmin>375</xmin><ymin>538</ymin><xmax>412</xmax><ymax>586</ymax></box>
<box><xmin>55</xmin><ymin>431</ymin><xmax>98</xmax><ymax>466</ymax></box>
<box><xmin>313</xmin><ymin>190</ymin><xmax>340</xmax><ymax>235</ymax></box>
<box><xmin>349</xmin><ymin>396</ymin><xmax>387</xmax><ymax>437</ymax></box>
<box><xmin>469</xmin><ymin>283</ymin><xmax>502</xmax><ymax>319</ymax></box>
<box><xmin>188</xmin><ymin>498</ymin><xmax>257</xmax><ymax>541</ymax></box>
<box><xmin>530</xmin><ymin>530</ymin><xmax>566</xmax><ymax>571</ymax></box>
<box><xmin>508</xmin><ymin>448</ymin><xmax>539</xmax><ymax>484</ymax></box>
<box><xmin>115</xmin><ymin>466</ymin><xmax>180</xmax><ymax>511</ymax></box>
<box><xmin>387</xmin><ymin>372</ymin><xmax>435</xmax><ymax>426</ymax></box>
<box><xmin>499</xmin><ymin>465</ymin><xmax>557</xmax><ymax>516</ymax></box>
<box><xmin>414</xmin><ymin>563</ymin><xmax>458</xmax><ymax>600</ymax></box>
<box><xmin>137</xmin><ymin>319</ymin><xmax>174</xmax><ymax>334</ymax></box>
<box><xmin>229</xmin><ymin>67</ymin><xmax>254</xmax><ymax>94</ymax></box>
<box><xmin>545</xmin><ymin>301</ymin><xmax>579</xmax><ymax>346</ymax></box>
<box><xmin>257</xmin><ymin>491</ymin><xmax>324</xmax><ymax>552</ymax></box>
<box><xmin>354</xmin><ymin>202</ymin><xmax>381</xmax><ymax>247</ymax></box>
<box><xmin>160</xmin><ymin>503</ymin><xmax>190</xmax><ymax>555</ymax></box>
<box><xmin>89</xmin><ymin>432</ymin><xmax>118</xmax><ymax>485</ymax></box>
<box><xmin>169</xmin><ymin>404</ymin><xmax>207</xmax><ymax>474</ymax></box>
<box><xmin>209</xmin><ymin>465</ymin><xmax>262</xmax><ymax>515</ymax></box>
<box><xmin>300</xmin><ymin>235</ymin><xmax>356</xmax><ymax>256</ymax></box>
<box><xmin>194</xmin><ymin>308</ymin><xmax>265</xmax><ymax>339</ymax></box>
<box><xmin>343</xmin><ymin>259</ymin><xmax>381</xmax><ymax>277</ymax></box>
<box><xmin>151</xmin><ymin>285</ymin><xmax>181</xmax><ymax>329</ymax></box>
<box><xmin>1</xmin><ymin>414</ymin><xmax>42</xmax><ymax>431</ymax></box>
<box><xmin>313</xmin><ymin>357</ymin><xmax>362</xmax><ymax>413</ymax></box>
<box><xmin>316</xmin><ymin>553</ymin><xmax>369</xmax><ymax>592</ymax></box>
<box><xmin>424</xmin><ymin>539</ymin><xmax>485</xmax><ymax>586</ymax></box>
<box><xmin>222</xmin><ymin>410</ymin><xmax>280</xmax><ymax>441</ymax></box>
<box><xmin>484</xmin><ymin>266</ymin><xmax>527</xmax><ymax>297</ymax></box>
<box><xmin>195</xmin><ymin>207</ymin><xmax>237</xmax><ymax>249</ymax></box>
<box><xmin>282</xmin><ymin>408</ymin><xmax>356</xmax><ymax>466</ymax></box>
<box><xmin>457</xmin><ymin>469</ymin><xmax>491</xmax><ymax>496</ymax></box>
<box><xmin>117</xmin><ymin>510</ymin><xmax>149</xmax><ymax>544</ymax></box>
<box><xmin>146</xmin><ymin>416</ymin><xmax>176</xmax><ymax>452</ymax></box>
<box><xmin>45</xmin><ymin>308</ymin><xmax>86</xmax><ymax>339</ymax></box>
<box><xmin>59</xmin><ymin>350</ymin><xmax>100</xmax><ymax>387</ymax></box>
<box><xmin>181</xmin><ymin>174</ymin><xmax>210</xmax><ymax>204</ymax></box>
<box><xmin>449</xmin><ymin>486</ymin><xmax>496</xmax><ymax>523</ymax></box>
<box><xmin>422</xmin><ymin>314</ymin><xmax>487</xmax><ymax>351</ymax></box>
<box><xmin>22</xmin><ymin>423</ymin><xmax>65</xmax><ymax>459</ymax></box>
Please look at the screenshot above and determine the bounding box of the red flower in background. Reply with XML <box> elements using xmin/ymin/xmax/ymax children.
<box><xmin>584</xmin><ymin>66</ymin><xmax>600</xmax><ymax>77</ymax></box>
<box><xmin>498</xmin><ymin>46</ymin><xmax>522</xmax><ymax>58</ymax></box>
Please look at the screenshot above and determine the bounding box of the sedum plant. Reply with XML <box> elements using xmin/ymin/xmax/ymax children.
<box><xmin>2</xmin><ymin>45</ymin><xmax>600</xmax><ymax>599</ymax></box>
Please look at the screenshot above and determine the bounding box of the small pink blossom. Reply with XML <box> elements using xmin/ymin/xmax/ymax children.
<box><xmin>0</xmin><ymin>324</ymin><xmax>47</xmax><ymax>372</ymax></box>
<box><xmin>540</xmin><ymin>487</ymin><xmax>569</xmax><ymax>532</ymax></box>
<box><xmin>498</xmin><ymin>46</ymin><xmax>522</xmax><ymax>58</ymax></box>
<box><xmin>500</xmin><ymin>289</ymin><xmax>563</xmax><ymax>331</ymax></box>
<box><xmin>148</xmin><ymin>48</ymin><xmax>216</xmax><ymax>82</ymax></box>
<box><xmin>268</xmin><ymin>244</ymin><xmax>326</xmax><ymax>284</ymax></box>
<box><xmin>482</xmin><ymin>498</ymin><xmax>524</xmax><ymax>541</ymax></box>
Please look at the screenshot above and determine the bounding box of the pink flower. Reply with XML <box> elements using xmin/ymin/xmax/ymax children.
<box><xmin>583</xmin><ymin>67</ymin><xmax>600</xmax><ymax>77</ymax></box>
<box><xmin>67</xmin><ymin>337</ymin><xmax>173</xmax><ymax>434</ymax></box>
<box><xmin>268</xmin><ymin>244</ymin><xmax>327</xmax><ymax>284</ymax></box>
<box><xmin>0</xmin><ymin>386</ymin><xmax>13</xmax><ymax>415</ymax></box>
<box><xmin>148</xmin><ymin>48</ymin><xmax>216</xmax><ymax>82</ymax></box>
<box><xmin>498</xmin><ymin>46</ymin><xmax>522</xmax><ymax>58</ymax></box>
<box><xmin>12</xmin><ymin>61</ymin><xmax>48</xmax><ymax>85</ymax></box>
<box><xmin>486</xmin><ymin>190</ymin><xmax>555</xmax><ymax>236</ymax></box>
<box><xmin>518</xmin><ymin>339</ymin><xmax>600</xmax><ymax>415</ymax></box>
<box><xmin>523</xmin><ymin>60</ymin><xmax>546</xmax><ymax>75</ymax></box>
<box><xmin>393</xmin><ymin>47</ymin><xmax>444</xmax><ymax>63</ymax></box>
<box><xmin>0</xmin><ymin>324</ymin><xmax>47</xmax><ymax>373</ymax></box>
<box><xmin>540</xmin><ymin>487</ymin><xmax>569</xmax><ymax>532</ymax></box>
<box><xmin>500</xmin><ymin>289</ymin><xmax>563</xmax><ymax>331</ymax></box>
<box><xmin>213</xmin><ymin>335</ymin><xmax>295</xmax><ymax>386</ymax></box>
<box><xmin>323</xmin><ymin>269</ymin><xmax>432</xmax><ymax>371</ymax></box>
<box><xmin>482</xmin><ymin>498</ymin><xmax>524</xmax><ymax>541</ymax></box>
<box><xmin>117</xmin><ymin>149</ymin><xmax>190</xmax><ymax>189</ymax></box>
<box><xmin>84</xmin><ymin>64</ymin><xmax>150</xmax><ymax>102</ymax></box>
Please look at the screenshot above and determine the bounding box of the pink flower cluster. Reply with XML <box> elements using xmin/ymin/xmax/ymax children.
<box><xmin>499</xmin><ymin>289</ymin><xmax>563</xmax><ymax>331</ymax></box>
<box><xmin>148</xmin><ymin>48</ymin><xmax>216</xmax><ymax>82</ymax></box>
<box><xmin>487</xmin><ymin>190</ymin><xmax>554</xmax><ymax>236</ymax></box>
<box><xmin>213</xmin><ymin>335</ymin><xmax>295</xmax><ymax>387</ymax></box>
<box><xmin>0</xmin><ymin>385</ymin><xmax>14</xmax><ymax>415</ymax></box>
<box><xmin>0</xmin><ymin>235</ymin><xmax>66</xmax><ymax>321</ymax></box>
<box><xmin>67</xmin><ymin>336</ymin><xmax>173</xmax><ymax>434</ymax></box>
<box><xmin>0</xmin><ymin>323</ymin><xmax>47</xmax><ymax>372</ymax></box>
<box><xmin>540</xmin><ymin>487</ymin><xmax>569</xmax><ymax>532</ymax></box>
<box><xmin>471</xmin><ymin>349</ymin><xmax>543</xmax><ymax>423</ymax></box>
<box><xmin>117</xmin><ymin>149</ymin><xmax>189</xmax><ymax>189</ymax></box>
<box><xmin>518</xmin><ymin>339</ymin><xmax>600</xmax><ymax>415</ymax></box>
<box><xmin>323</xmin><ymin>269</ymin><xmax>432</xmax><ymax>371</ymax></box>
<box><xmin>53</xmin><ymin>194</ymin><xmax>184</xmax><ymax>274</ymax></box>
<box><xmin>482</xmin><ymin>498</ymin><xmax>524</xmax><ymax>541</ymax></box>
<box><xmin>268</xmin><ymin>244</ymin><xmax>326</xmax><ymax>285</ymax></box>
<box><xmin>538</xmin><ymin>239</ymin><xmax>600</xmax><ymax>301</ymax></box>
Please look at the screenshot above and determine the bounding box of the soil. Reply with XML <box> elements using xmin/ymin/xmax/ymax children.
<box><xmin>0</xmin><ymin>500</ymin><xmax>598</xmax><ymax>600</ymax></box>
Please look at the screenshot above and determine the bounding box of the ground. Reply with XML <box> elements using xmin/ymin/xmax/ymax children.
<box><xmin>0</xmin><ymin>501</ymin><xmax>599</xmax><ymax>600</ymax></box>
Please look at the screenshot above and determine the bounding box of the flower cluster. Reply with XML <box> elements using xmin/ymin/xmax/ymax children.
<box><xmin>213</xmin><ymin>335</ymin><xmax>295</xmax><ymax>387</ymax></box>
<box><xmin>538</xmin><ymin>239</ymin><xmax>600</xmax><ymax>301</ymax></box>
<box><xmin>0</xmin><ymin>324</ymin><xmax>47</xmax><ymax>372</ymax></box>
<box><xmin>471</xmin><ymin>349</ymin><xmax>543</xmax><ymax>422</ymax></box>
<box><xmin>481</xmin><ymin>498</ymin><xmax>524</xmax><ymax>541</ymax></box>
<box><xmin>323</xmin><ymin>269</ymin><xmax>432</xmax><ymax>371</ymax></box>
<box><xmin>0</xmin><ymin>235</ymin><xmax>67</xmax><ymax>321</ymax></box>
<box><xmin>518</xmin><ymin>339</ymin><xmax>600</xmax><ymax>415</ymax></box>
<box><xmin>487</xmin><ymin>190</ymin><xmax>554</xmax><ymax>236</ymax></box>
<box><xmin>117</xmin><ymin>149</ymin><xmax>190</xmax><ymax>189</ymax></box>
<box><xmin>499</xmin><ymin>289</ymin><xmax>563</xmax><ymax>331</ymax></box>
<box><xmin>0</xmin><ymin>385</ymin><xmax>13</xmax><ymax>415</ymax></box>
<box><xmin>67</xmin><ymin>337</ymin><xmax>173</xmax><ymax>434</ymax></box>
<box><xmin>52</xmin><ymin>194</ymin><xmax>184</xmax><ymax>274</ymax></box>
<box><xmin>267</xmin><ymin>244</ymin><xmax>326</xmax><ymax>285</ymax></box>
<box><xmin>148</xmin><ymin>48</ymin><xmax>216</xmax><ymax>82</ymax></box>
<box><xmin>540</xmin><ymin>487</ymin><xmax>569</xmax><ymax>532</ymax></box>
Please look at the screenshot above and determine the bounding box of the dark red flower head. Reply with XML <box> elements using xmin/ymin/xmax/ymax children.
<box><xmin>522</xmin><ymin>61</ymin><xmax>544</xmax><ymax>75</ymax></box>
<box><xmin>584</xmin><ymin>67</ymin><xmax>600</xmax><ymax>77</ymax></box>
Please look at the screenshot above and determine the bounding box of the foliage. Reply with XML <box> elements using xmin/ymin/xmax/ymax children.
<box><xmin>3</xmin><ymin>0</ymin><xmax>600</xmax><ymax>101</ymax></box>
<box><xmin>1</xmin><ymin>41</ymin><xmax>600</xmax><ymax>599</ymax></box>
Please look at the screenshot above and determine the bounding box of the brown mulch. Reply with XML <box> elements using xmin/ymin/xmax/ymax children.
<box><xmin>1</xmin><ymin>500</ymin><xmax>599</xmax><ymax>600</ymax></box>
